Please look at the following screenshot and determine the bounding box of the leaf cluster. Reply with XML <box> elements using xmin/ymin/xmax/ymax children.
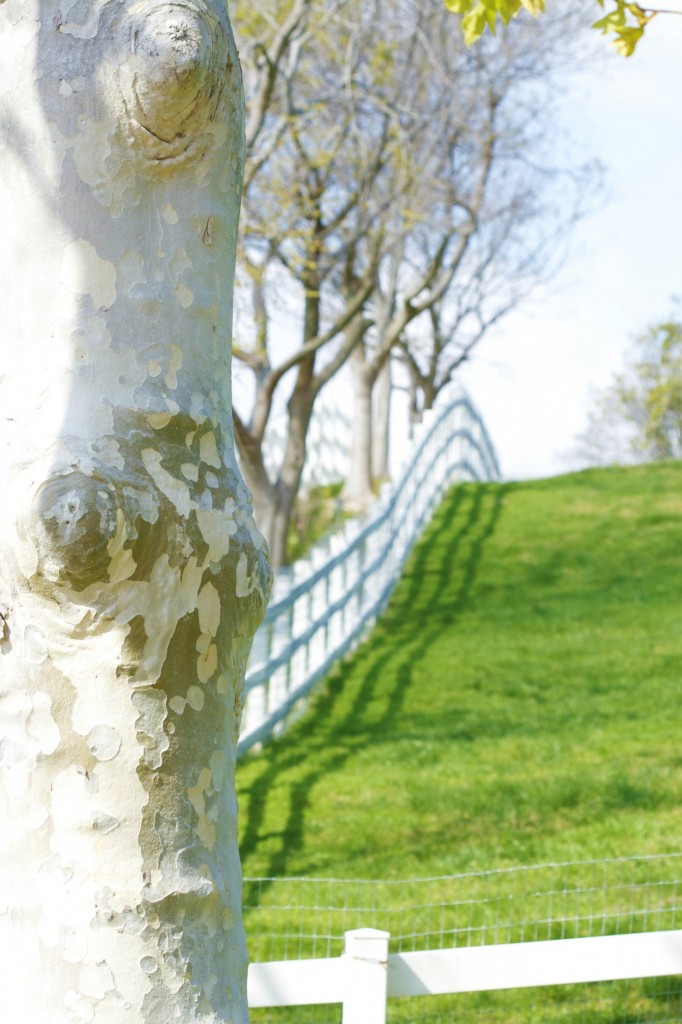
<box><xmin>444</xmin><ymin>0</ymin><xmax>544</xmax><ymax>47</ymax></box>
<box><xmin>444</xmin><ymin>0</ymin><xmax>658</xmax><ymax>54</ymax></box>
<box><xmin>591</xmin><ymin>0</ymin><xmax>657</xmax><ymax>56</ymax></box>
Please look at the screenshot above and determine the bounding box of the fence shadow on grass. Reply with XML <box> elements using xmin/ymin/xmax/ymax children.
<box><xmin>238</xmin><ymin>481</ymin><xmax>509</xmax><ymax>906</ymax></box>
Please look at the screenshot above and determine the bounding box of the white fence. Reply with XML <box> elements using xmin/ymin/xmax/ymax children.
<box><xmin>248</xmin><ymin>927</ymin><xmax>682</xmax><ymax>1021</ymax></box>
<box><xmin>244</xmin><ymin>855</ymin><xmax>682</xmax><ymax>1021</ymax></box>
<box><xmin>239</xmin><ymin>386</ymin><xmax>500</xmax><ymax>755</ymax></box>
<box><xmin>262</xmin><ymin>398</ymin><xmax>352</xmax><ymax>492</ymax></box>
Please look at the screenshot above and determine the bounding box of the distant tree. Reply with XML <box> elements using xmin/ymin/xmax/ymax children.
<box><xmin>574</xmin><ymin>313</ymin><xmax>682</xmax><ymax>466</ymax></box>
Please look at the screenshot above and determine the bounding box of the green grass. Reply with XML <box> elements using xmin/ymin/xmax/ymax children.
<box><xmin>238</xmin><ymin>463</ymin><xmax>682</xmax><ymax>1021</ymax></box>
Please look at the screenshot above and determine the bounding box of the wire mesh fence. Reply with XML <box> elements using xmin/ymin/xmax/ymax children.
<box><xmin>244</xmin><ymin>853</ymin><xmax>682</xmax><ymax>1023</ymax></box>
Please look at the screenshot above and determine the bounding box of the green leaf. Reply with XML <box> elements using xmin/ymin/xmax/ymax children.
<box><xmin>592</xmin><ymin>6</ymin><xmax>627</xmax><ymax>31</ymax></box>
<box><xmin>461</xmin><ymin>3</ymin><xmax>490</xmax><ymax>44</ymax></box>
<box><xmin>519</xmin><ymin>0</ymin><xmax>545</xmax><ymax>15</ymax></box>
<box><xmin>489</xmin><ymin>0</ymin><xmax>517</xmax><ymax>22</ymax></box>
<box><xmin>613</xmin><ymin>24</ymin><xmax>645</xmax><ymax>55</ymax></box>
<box><xmin>444</xmin><ymin>0</ymin><xmax>475</xmax><ymax>13</ymax></box>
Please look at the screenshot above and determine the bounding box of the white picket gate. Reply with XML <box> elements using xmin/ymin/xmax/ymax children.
<box><xmin>238</xmin><ymin>386</ymin><xmax>500</xmax><ymax>755</ymax></box>
<box><xmin>248</xmin><ymin>927</ymin><xmax>682</xmax><ymax>1021</ymax></box>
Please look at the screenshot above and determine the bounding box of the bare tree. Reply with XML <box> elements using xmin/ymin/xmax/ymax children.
<box><xmin>232</xmin><ymin>0</ymin><xmax>409</xmax><ymax>564</ymax></box>
<box><xmin>341</xmin><ymin>3</ymin><xmax>596</xmax><ymax>507</ymax></box>
<box><xmin>233</xmin><ymin>1</ymin><xmax>596</xmax><ymax>532</ymax></box>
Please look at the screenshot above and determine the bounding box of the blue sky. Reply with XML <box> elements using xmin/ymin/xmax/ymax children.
<box><xmin>458</xmin><ymin>9</ymin><xmax>682</xmax><ymax>480</ymax></box>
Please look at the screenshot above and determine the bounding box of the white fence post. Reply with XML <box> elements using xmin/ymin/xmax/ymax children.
<box><xmin>342</xmin><ymin>928</ymin><xmax>390</xmax><ymax>1024</ymax></box>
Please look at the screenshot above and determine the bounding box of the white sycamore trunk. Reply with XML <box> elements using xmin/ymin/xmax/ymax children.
<box><xmin>371</xmin><ymin>358</ymin><xmax>391</xmax><ymax>484</ymax></box>
<box><xmin>341</xmin><ymin>346</ymin><xmax>375</xmax><ymax>511</ymax></box>
<box><xmin>0</xmin><ymin>2</ymin><xmax>271</xmax><ymax>1022</ymax></box>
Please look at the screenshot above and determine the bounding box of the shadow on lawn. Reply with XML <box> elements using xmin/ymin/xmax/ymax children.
<box><xmin>239</xmin><ymin>481</ymin><xmax>509</xmax><ymax>904</ymax></box>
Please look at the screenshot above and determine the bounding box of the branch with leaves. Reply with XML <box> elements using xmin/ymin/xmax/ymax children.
<box><xmin>444</xmin><ymin>0</ymin><xmax>678</xmax><ymax>55</ymax></box>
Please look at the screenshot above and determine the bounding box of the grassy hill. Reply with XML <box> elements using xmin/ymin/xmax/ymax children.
<box><xmin>237</xmin><ymin>463</ymin><xmax>682</xmax><ymax>1020</ymax></box>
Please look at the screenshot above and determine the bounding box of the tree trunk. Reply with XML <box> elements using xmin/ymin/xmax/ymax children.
<box><xmin>266</xmin><ymin>358</ymin><xmax>316</xmax><ymax>567</ymax></box>
<box><xmin>341</xmin><ymin>345</ymin><xmax>375</xmax><ymax>510</ymax></box>
<box><xmin>372</xmin><ymin>357</ymin><xmax>392</xmax><ymax>484</ymax></box>
<box><xmin>0</xmin><ymin>3</ymin><xmax>270</xmax><ymax>1022</ymax></box>
<box><xmin>423</xmin><ymin>376</ymin><xmax>438</xmax><ymax>411</ymax></box>
<box><xmin>405</xmin><ymin>365</ymin><xmax>421</xmax><ymax>439</ymax></box>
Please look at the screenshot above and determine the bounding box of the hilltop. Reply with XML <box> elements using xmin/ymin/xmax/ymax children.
<box><xmin>238</xmin><ymin>463</ymin><xmax>682</xmax><ymax>881</ymax></box>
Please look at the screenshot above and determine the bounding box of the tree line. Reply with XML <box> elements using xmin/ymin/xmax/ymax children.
<box><xmin>231</xmin><ymin>0</ymin><xmax>596</xmax><ymax>567</ymax></box>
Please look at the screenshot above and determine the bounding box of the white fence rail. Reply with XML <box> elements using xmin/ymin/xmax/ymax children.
<box><xmin>263</xmin><ymin>397</ymin><xmax>352</xmax><ymax>492</ymax></box>
<box><xmin>248</xmin><ymin>927</ymin><xmax>682</xmax><ymax>1020</ymax></box>
<box><xmin>243</xmin><ymin>855</ymin><xmax>682</xmax><ymax>1020</ymax></box>
<box><xmin>239</xmin><ymin>387</ymin><xmax>499</xmax><ymax>755</ymax></box>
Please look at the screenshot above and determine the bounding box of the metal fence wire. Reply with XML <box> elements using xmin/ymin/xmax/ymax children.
<box><xmin>244</xmin><ymin>853</ymin><xmax>682</xmax><ymax>1023</ymax></box>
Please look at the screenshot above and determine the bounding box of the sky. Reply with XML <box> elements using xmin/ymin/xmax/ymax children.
<box><xmin>455</xmin><ymin>10</ymin><xmax>682</xmax><ymax>481</ymax></box>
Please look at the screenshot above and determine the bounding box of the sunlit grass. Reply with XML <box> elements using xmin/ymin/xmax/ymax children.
<box><xmin>238</xmin><ymin>463</ymin><xmax>682</xmax><ymax>1021</ymax></box>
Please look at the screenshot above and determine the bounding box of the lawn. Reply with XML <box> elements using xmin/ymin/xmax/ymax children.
<box><xmin>237</xmin><ymin>463</ymin><xmax>682</xmax><ymax>1021</ymax></box>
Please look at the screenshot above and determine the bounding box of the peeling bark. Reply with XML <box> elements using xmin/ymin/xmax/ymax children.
<box><xmin>0</xmin><ymin>2</ymin><xmax>270</xmax><ymax>1021</ymax></box>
